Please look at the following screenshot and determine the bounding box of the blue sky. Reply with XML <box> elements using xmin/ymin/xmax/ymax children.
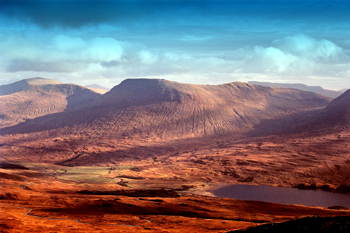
<box><xmin>1</xmin><ymin>0</ymin><xmax>349</xmax><ymax>90</ymax></box>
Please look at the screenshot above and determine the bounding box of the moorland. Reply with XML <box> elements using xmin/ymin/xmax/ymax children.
<box><xmin>1</xmin><ymin>78</ymin><xmax>349</xmax><ymax>232</ymax></box>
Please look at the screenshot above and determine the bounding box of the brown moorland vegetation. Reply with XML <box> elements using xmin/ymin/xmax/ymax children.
<box><xmin>1</xmin><ymin>78</ymin><xmax>349</xmax><ymax>232</ymax></box>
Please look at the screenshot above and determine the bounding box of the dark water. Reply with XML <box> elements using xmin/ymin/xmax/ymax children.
<box><xmin>211</xmin><ymin>184</ymin><xmax>350</xmax><ymax>208</ymax></box>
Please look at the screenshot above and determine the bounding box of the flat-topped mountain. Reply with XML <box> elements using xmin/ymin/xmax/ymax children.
<box><xmin>248</xmin><ymin>81</ymin><xmax>343</xmax><ymax>98</ymax></box>
<box><xmin>0</xmin><ymin>77</ymin><xmax>62</xmax><ymax>96</ymax></box>
<box><xmin>0</xmin><ymin>78</ymin><xmax>102</xmax><ymax>128</ymax></box>
<box><xmin>2</xmin><ymin>79</ymin><xmax>332</xmax><ymax>138</ymax></box>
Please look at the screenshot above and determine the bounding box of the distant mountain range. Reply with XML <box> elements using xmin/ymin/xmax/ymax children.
<box><xmin>85</xmin><ymin>84</ymin><xmax>109</xmax><ymax>94</ymax></box>
<box><xmin>1</xmin><ymin>77</ymin><xmax>349</xmax><ymax>168</ymax></box>
<box><xmin>2</xmin><ymin>78</ymin><xmax>334</xmax><ymax>138</ymax></box>
<box><xmin>248</xmin><ymin>81</ymin><xmax>345</xmax><ymax>98</ymax></box>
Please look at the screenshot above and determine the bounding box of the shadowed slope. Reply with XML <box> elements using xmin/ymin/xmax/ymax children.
<box><xmin>310</xmin><ymin>89</ymin><xmax>350</xmax><ymax>129</ymax></box>
<box><xmin>0</xmin><ymin>78</ymin><xmax>102</xmax><ymax>128</ymax></box>
<box><xmin>231</xmin><ymin>216</ymin><xmax>350</xmax><ymax>233</ymax></box>
<box><xmin>251</xmin><ymin>89</ymin><xmax>350</xmax><ymax>136</ymax></box>
<box><xmin>1</xmin><ymin>79</ymin><xmax>331</xmax><ymax>138</ymax></box>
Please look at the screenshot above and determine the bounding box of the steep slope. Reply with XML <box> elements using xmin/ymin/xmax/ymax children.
<box><xmin>248</xmin><ymin>81</ymin><xmax>343</xmax><ymax>98</ymax></box>
<box><xmin>0</xmin><ymin>78</ymin><xmax>102</xmax><ymax>128</ymax></box>
<box><xmin>309</xmin><ymin>89</ymin><xmax>350</xmax><ymax>129</ymax></box>
<box><xmin>2</xmin><ymin>79</ymin><xmax>332</xmax><ymax>138</ymax></box>
<box><xmin>251</xmin><ymin>89</ymin><xmax>350</xmax><ymax>136</ymax></box>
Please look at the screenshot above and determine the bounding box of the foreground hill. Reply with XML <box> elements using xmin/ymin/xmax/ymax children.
<box><xmin>248</xmin><ymin>81</ymin><xmax>344</xmax><ymax>98</ymax></box>
<box><xmin>1</xmin><ymin>79</ymin><xmax>332</xmax><ymax>137</ymax></box>
<box><xmin>0</xmin><ymin>78</ymin><xmax>102</xmax><ymax>128</ymax></box>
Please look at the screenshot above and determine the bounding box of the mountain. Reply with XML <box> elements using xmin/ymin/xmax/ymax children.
<box><xmin>85</xmin><ymin>84</ymin><xmax>109</xmax><ymax>94</ymax></box>
<box><xmin>0</xmin><ymin>77</ymin><xmax>62</xmax><ymax>96</ymax></box>
<box><xmin>1</xmin><ymin>79</ymin><xmax>332</xmax><ymax>138</ymax></box>
<box><xmin>0</xmin><ymin>78</ymin><xmax>102</xmax><ymax>128</ymax></box>
<box><xmin>251</xmin><ymin>89</ymin><xmax>350</xmax><ymax>136</ymax></box>
<box><xmin>314</xmin><ymin>89</ymin><xmax>350</xmax><ymax>128</ymax></box>
<box><xmin>248</xmin><ymin>81</ymin><xmax>343</xmax><ymax>98</ymax></box>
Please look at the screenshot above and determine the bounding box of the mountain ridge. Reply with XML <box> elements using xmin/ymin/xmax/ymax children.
<box><xmin>1</xmin><ymin>78</ymin><xmax>332</xmax><ymax>138</ymax></box>
<box><xmin>0</xmin><ymin>78</ymin><xmax>102</xmax><ymax>128</ymax></box>
<box><xmin>0</xmin><ymin>77</ymin><xmax>62</xmax><ymax>96</ymax></box>
<box><xmin>248</xmin><ymin>81</ymin><xmax>343</xmax><ymax>98</ymax></box>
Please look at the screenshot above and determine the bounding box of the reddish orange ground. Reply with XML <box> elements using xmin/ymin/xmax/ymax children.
<box><xmin>1</xmin><ymin>125</ymin><xmax>350</xmax><ymax>232</ymax></box>
<box><xmin>1</xmin><ymin>130</ymin><xmax>349</xmax><ymax>190</ymax></box>
<box><xmin>1</xmin><ymin>155</ymin><xmax>349</xmax><ymax>232</ymax></box>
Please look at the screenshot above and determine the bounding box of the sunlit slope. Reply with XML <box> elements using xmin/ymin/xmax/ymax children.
<box><xmin>0</xmin><ymin>78</ymin><xmax>102</xmax><ymax>128</ymax></box>
<box><xmin>2</xmin><ymin>79</ymin><xmax>331</xmax><ymax>139</ymax></box>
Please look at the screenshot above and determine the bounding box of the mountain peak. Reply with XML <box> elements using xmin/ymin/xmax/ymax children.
<box><xmin>23</xmin><ymin>77</ymin><xmax>62</xmax><ymax>86</ymax></box>
<box><xmin>0</xmin><ymin>77</ymin><xmax>62</xmax><ymax>96</ymax></box>
<box><xmin>98</xmin><ymin>79</ymin><xmax>188</xmax><ymax>107</ymax></box>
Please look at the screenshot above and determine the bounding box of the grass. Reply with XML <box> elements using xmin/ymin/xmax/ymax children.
<box><xmin>9</xmin><ymin>162</ymin><xmax>135</xmax><ymax>184</ymax></box>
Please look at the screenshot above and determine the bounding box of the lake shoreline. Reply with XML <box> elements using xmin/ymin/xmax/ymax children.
<box><xmin>209</xmin><ymin>184</ymin><xmax>350</xmax><ymax>209</ymax></box>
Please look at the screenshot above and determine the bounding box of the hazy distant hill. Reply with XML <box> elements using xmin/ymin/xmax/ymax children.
<box><xmin>2</xmin><ymin>79</ymin><xmax>332</xmax><ymax>138</ymax></box>
<box><xmin>339</xmin><ymin>88</ymin><xmax>349</xmax><ymax>93</ymax></box>
<box><xmin>0</xmin><ymin>78</ymin><xmax>102</xmax><ymax>128</ymax></box>
<box><xmin>248</xmin><ymin>81</ymin><xmax>343</xmax><ymax>98</ymax></box>
<box><xmin>86</xmin><ymin>84</ymin><xmax>109</xmax><ymax>90</ymax></box>
<box><xmin>86</xmin><ymin>84</ymin><xmax>109</xmax><ymax>94</ymax></box>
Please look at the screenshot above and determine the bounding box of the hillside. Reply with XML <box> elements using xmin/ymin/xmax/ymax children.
<box><xmin>251</xmin><ymin>89</ymin><xmax>350</xmax><ymax>136</ymax></box>
<box><xmin>0</xmin><ymin>77</ymin><xmax>62</xmax><ymax>96</ymax></box>
<box><xmin>0</xmin><ymin>78</ymin><xmax>102</xmax><ymax>128</ymax></box>
<box><xmin>0</xmin><ymin>79</ymin><xmax>348</xmax><ymax>190</ymax></box>
<box><xmin>2</xmin><ymin>78</ymin><xmax>332</xmax><ymax>137</ymax></box>
<box><xmin>248</xmin><ymin>81</ymin><xmax>343</xmax><ymax>98</ymax></box>
<box><xmin>309</xmin><ymin>89</ymin><xmax>350</xmax><ymax>129</ymax></box>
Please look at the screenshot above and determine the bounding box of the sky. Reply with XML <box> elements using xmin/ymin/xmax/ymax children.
<box><xmin>1</xmin><ymin>0</ymin><xmax>350</xmax><ymax>90</ymax></box>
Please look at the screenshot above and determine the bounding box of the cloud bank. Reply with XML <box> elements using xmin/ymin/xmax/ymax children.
<box><xmin>1</xmin><ymin>1</ymin><xmax>349</xmax><ymax>90</ymax></box>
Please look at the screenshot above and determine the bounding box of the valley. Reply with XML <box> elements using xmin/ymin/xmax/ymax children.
<box><xmin>1</xmin><ymin>78</ymin><xmax>349</xmax><ymax>232</ymax></box>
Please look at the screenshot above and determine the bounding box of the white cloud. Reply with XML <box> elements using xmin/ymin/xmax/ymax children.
<box><xmin>2</xmin><ymin>33</ymin><xmax>133</xmax><ymax>73</ymax></box>
<box><xmin>247</xmin><ymin>46</ymin><xmax>299</xmax><ymax>73</ymax></box>
<box><xmin>1</xmin><ymin>32</ymin><xmax>349</xmax><ymax>90</ymax></box>
<box><xmin>239</xmin><ymin>34</ymin><xmax>348</xmax><ymax>77</ymax></box>
<box><xmin>88</xmin><ymin>37</ymin><xmax>125</xmax><ymax>62</ymax></box>
<box><xmin>138</xmin><ymin>50</ymin><xmax>158</xmax><ymax>64</ymax></box>
<box><xmin>271</xmin><ymin>34</ymin><xmax>344</xmax><ymax>61</ymax></box>
<box><xmin>53</xmin><ymin>35</ymin><xmax>87</xmax><ymax>51</ymax></box>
